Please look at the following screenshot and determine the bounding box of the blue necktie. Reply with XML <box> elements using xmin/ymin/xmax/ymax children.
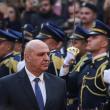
<box><xmin>34</xmin><ymin>78</ymin><xmax>44</xmax><ymax>110</ymax></box>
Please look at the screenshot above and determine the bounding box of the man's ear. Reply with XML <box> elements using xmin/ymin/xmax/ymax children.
<box><xmin>99</xmin><ymin>35</ymin><xmax>108</xmax><ymax>48</ymax></box>
<box><xmin>101</xmin><ymin>39</ymin><xmax>108</xmax><ymax>48</ymax></box>
<box><xmin>24</xmin><ymin>52</ymin><xmax>31</xmax><ymax>63</ymax></box>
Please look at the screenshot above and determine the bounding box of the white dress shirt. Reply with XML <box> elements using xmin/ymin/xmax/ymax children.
<box><xmin>25</xmin><ymin>67</ymin><xmax>46</xmax><ymax>105</ymax></box>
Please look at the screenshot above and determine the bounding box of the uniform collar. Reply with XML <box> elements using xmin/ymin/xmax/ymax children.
<box><xmin>93</xmin><ymin>52</ymin><xmax>108</xmax><ymax>61</ymax></box>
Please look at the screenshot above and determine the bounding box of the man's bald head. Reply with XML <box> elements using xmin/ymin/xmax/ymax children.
<box><xmin>24</xmin><ymin>39</ymin><xmax>49</xmax><ymax>53</ymax></box>
<box><xmin>24</xmin><ymin>40</ymin><xmax>50</xmax><ymax>76</ymax></box>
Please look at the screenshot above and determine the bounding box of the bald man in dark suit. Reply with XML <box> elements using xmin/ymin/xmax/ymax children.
<box><xmin>0</xmin><ymin>40</ymin><xmax>66</xmax><ymax>110</ymax></box>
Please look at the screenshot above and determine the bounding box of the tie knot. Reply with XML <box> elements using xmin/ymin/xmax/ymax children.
<box><xmin>34</xmin><ymin>78</ymin><xmax>40</xmax><ymax>83</ymax></box>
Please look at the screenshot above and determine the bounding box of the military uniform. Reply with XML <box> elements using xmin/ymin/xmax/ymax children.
<box><xmin>10</xmin><ymin>27</ymin><xmax>34</xmax><ymax>70</ymax></box>
<box><xmin>0</xmin><ymin>29</ymin><xmax>18</xmax><ymax>77</ymax></box>
<box><xmin>48</xmin><ymin>50</ymin><xmax>64</xmax><ymax>76</ymax></box>
<box><xmin>12</xmin><ymin>51</ymin><xmax>21</xmax><ymax>70</ymax></box>
<box><xmin>79</xmin><ymin>54</ymin><xmax>109</xmax><ymax>109</ymax></box>
<box><xmin>67</xmin><ymin>53</ymin><xmax>92</xmax><ymax>110</ymax></box>
<box><xmin>35</xmin><ymin>22</ymin><xmax>66</xmax><ymax>75</ymax></box>
<box><xmin>0</xmin><ymin>55</ymin><xmax>21</xmax><ymax>77</ymax></box>
<box><xmin>68</xmin><ymin>20</ymin><xmax>110</xmax><ymax>109</ymax></box>
<box><xmin>68</xmin><ymin>54</ymin><xmax>109</xmax><ymax>110</ymax></box>
<box><xmin>8</xmin><ymin>29</ymin><xmax>23</xmax><ymax>72</ymax></box>
<box><xmin>0</xmin><ymin>53</ymin><xmax>12</xmax><ymax>77</ymax></box>
<box><xmin>60</xmin><ymin>26</ymin><xmax>90</xmax><ymax>110</ymax></box>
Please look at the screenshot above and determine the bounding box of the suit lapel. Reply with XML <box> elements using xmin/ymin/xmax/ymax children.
<box><xmin>17</xmin><ymin>68</ymin><xmax>39</xmax><ymax>109</ymax></box>
<box><xmin>44</xmin><ymin>73</ymin><xmax>53</xmax><ymax>109</ymax></box>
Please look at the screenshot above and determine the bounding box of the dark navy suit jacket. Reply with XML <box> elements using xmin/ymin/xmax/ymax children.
<box><xmin>0</xmin><ymin>68</ymin><xmax>66</xmax><ymax>110</ymax></box>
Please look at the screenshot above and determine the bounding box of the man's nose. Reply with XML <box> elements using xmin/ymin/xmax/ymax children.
<box><xmin>44</xmin><ymin>53</ymin><xmax>50</xmax><ymax>61</ymax></box>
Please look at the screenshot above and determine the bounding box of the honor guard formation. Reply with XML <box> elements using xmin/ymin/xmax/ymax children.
<box><xmin>0</xmin><ymin>0</ymin><xmax>110</xmax><ymax>110</ymax></box>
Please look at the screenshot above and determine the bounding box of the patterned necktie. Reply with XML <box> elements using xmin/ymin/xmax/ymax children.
<box><xmin>34</xmin><ymin>78</ymin><xmax>44</xmax><ymax>110</ymax></box>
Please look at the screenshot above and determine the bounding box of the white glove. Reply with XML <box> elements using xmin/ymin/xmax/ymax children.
<box><xmin>63</xmin><ymin>46</ymin><xmax>79</xmax><ymax>65</ymax></box>
<box><xmin>104</xmin><ymin>69</ymin><xmax>110</xmax><ymax>84</ymax></box>
<box><xmin>59</xmin><ymin>65</ymin><xmax>69</xmax><ymax>76</ymax></box>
